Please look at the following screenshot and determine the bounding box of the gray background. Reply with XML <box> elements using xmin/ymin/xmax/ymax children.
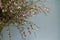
<box><xmin>2</xmin><ymin>0</ymin><xmax>60</xmax><ymax>40</ymax></box>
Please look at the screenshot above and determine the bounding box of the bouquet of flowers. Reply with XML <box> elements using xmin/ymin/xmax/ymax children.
<box><xmin>0</xmin><ymin>0</ymin><xmax>48</xmax><ymax>40</ymax></box>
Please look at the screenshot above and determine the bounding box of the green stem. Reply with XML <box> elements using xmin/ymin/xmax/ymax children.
<box><xmin>0</xmin><ymin>32</ymin><xmax>2</xmax><ymax>40</ymax></box>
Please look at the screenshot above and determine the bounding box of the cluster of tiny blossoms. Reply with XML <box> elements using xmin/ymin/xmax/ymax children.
<box><xmin>0</xmin><ymin>0</ymin><xmax>48</xmax><ymax>40</ymax></box>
